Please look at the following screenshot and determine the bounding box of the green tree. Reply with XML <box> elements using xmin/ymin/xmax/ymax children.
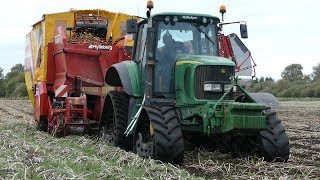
<box><xmin>0</xmin><ymin>67</ymin><xmax>3</xmax><ymax>79</ymax></box>
<box><xmin>5</xmin><ymin>63</ymin><xmax>24</xmax><ymax>80</ymax></box>
<box><xmin>300</xmin><ymin>88</ymin><xmax>314</xmax><ymax>98</ymax></box>
<box><xmin>303</xmin><ymin>74</ymin><xmax>312</xmax><ymax>82</ymax></box>
<box><xmin>265</xmin><ymin>77</ymin><xmax>274</xmax><ymax>82</ymax></box>
<box><xmin>313</xmin><ymin>83</ymin><xmax>320</xmax><ymax>97</ymax></box>
<box><xmin>272</xmin><ymin>79</ymin><xmax>290</xmax><ymax>97</ymax></box>
<box><xmin>0</xmin><ymin>67</ymin><xmax>5</xmax><ymax>97</ymax></box>
<box><xmin>12</xmin><ymin>83</ymin><xmax>28</xmax><ymax>97</ymax></box>
<box><xmin>248</xmin><ymin>63</ymin><xmax>320</xmax><ymax>98</ymax></box>
<box><xmin>259</xmin><ymin>76</ymin><xmax>265</xmax><ymax>82</ymax></box>
<box><xmin>311</xmin><ymin>63</ymin><xmax>320</xmax><ymax>81</ymax></box>
<box><xmin>281</xmin><ymin>64</ymin><xmax>304</xmax><ymax>82</ymax></box>
<box><xmin>4</xmin><ymin>63</ymin><xmax>27</xmax><ymax>97</ymax></box>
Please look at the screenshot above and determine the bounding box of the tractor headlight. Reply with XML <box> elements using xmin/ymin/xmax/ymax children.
<box><xmin>204</xmin><ymin>83</ymin><xmax>222</xmax><ymax>92</ymax></box>
<box><xmin>224</xmin><ymin>84</ymin><xmax>236</xmax><ymax>92</ymax></box>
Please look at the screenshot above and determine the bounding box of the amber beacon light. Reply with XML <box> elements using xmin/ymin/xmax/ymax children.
<box><xmin>147</xmin><ymin>0</ymin><xmax>154</xmax><ymax>10</ymax></box>
<box><xmin>219</xmin><ymin>5</ymin><xmax>226</xmax><ymax>21</ymax></box>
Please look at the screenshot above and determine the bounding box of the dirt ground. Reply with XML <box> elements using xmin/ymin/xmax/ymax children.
<box><xmin>0</xmin><ymin>100</ymin><xmax>319</xmax><ymax>179</ymax></box>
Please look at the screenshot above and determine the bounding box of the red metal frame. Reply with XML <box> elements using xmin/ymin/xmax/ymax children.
<box><xmin>218</xmin><ymin>33</ymin><xmax>256</xmax><ymax>78</ymax></box>
<box><xmin>219</xmin><ymin>33</ymin><xmax>233</xmax><ymax>59</ymax></box>
<box><xmin>36</xmin><ymin>25</ymin><xmax>131</xmax><ymax>135</ymax></box>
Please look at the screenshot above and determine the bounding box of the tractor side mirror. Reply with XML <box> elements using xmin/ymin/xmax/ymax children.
<box><xmin>240</xmin><ymin>24</ymin><xmax>248</xmax><ymax>38</ymax></box>
<box><xmin>126</xmin><ymin>19</ymin><xmax>138</xmax><ymax>34</ymax></box>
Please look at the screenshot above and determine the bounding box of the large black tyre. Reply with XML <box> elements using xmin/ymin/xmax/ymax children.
<box><xmin>259</xmin><ymin>107</ymin><xmax>290</xmax><ymax>162</ymax></box>
<box><xmin>37</xmin><ymin>117</ymin><xmax>48</xmax><ymax>132</ymax></box>
<box><xmin>100</xmin><ymin>91</ymin><xmax>131</xmax><ymax>150</ymax></box>
<box><xmin>135</xmin><ymin>105</ymin><xmax>184</xmax><ymax>164</ymax></box>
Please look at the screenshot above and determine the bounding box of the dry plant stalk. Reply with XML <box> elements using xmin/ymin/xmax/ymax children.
<box><xmin>0</xmin><ymin>100</ymin><xmax>319</xmax><ymax>179</ymax></box>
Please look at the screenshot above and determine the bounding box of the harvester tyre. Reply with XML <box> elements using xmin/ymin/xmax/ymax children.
<box><xmin>37</xmin><ymin>117</ymin><xmax>48</xmax><ymax>132</ymax></box>
<box><xmin>135</xmin><ymin>105</ymin><xmax>184</xmax><ymax>164</ymax></box>
<box><xmin>259</xmin><ymin>107</ymin><xmax>290</xmax><ymax>162</ymax></box>
<box><xmin>100</xmin><ymin>91</ymin><xmax>131</xmax><ymax>151</ymax></box>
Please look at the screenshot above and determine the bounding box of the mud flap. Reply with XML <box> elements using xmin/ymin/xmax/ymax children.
<box><xmin>249</xmin><ymin>93</ymin><xmax>280</xmax><ymax>108</ymax></box>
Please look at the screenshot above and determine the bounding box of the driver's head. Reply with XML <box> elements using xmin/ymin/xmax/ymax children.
<box><xmin>163</xmin><ymin>31</ymin><xmax>173</xmax><ymax>46</ymax></box>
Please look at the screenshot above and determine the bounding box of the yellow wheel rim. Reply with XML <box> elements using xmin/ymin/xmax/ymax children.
<box><xmin>149</xmin><ymin>123</ymin><xmax>154</xmax><ymax>136</ymax></box>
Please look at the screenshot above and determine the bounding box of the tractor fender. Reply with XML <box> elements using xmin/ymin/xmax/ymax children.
<box><xmin>105</xmin><ymin>61</ymin><xmax>141</xmax><ymax>97</ymax></box>
<box><xmin>248</xmin><ymin>93</ymin><xmax>280</xmax><ymax>108</ymax></box>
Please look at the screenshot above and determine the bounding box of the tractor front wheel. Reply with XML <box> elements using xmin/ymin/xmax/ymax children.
<box><xmin>134</xmin><ymin>105</ymin><xmax>184</xmax><ymax>164</ymax></box>
<box><xmin>258</xmin><ymin>107</ymin><xmax>290</xmax><ymax>162</ymax></box>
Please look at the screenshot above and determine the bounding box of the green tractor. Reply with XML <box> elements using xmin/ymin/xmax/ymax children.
<box><xmin>101</xmin><ymin>3</ymin><xmax>289</xmax><ymax>163</ymax></box>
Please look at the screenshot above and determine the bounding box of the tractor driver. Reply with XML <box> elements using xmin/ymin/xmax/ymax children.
<box><xmin>155</xmin><ymin>31</ymin><xmax>189</xmax><ymax>94</ymax></box>
<box><xmin>161</xmin><ymin>31</ymin><xmax>189</xmax><ymax>60</ymax></box>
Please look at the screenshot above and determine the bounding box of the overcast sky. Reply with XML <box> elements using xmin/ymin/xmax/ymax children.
<box><xmin>0</xmin><ymin>0</ymin><xmax>319</xmax><ymax>80</ymax></box>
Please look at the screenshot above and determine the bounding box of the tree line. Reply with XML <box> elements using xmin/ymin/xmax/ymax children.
<box><xmin>1</xmin><ymin>62</ymin><xmax>319</xmax><ymax>98</ymax></box>
<box><xmin>247</xmin><ymin>63</ymin><xmax>320</xmax><ymax>98</ymax></box>
<box><xmin>0</xmin><ymin>63</ymin><xmax>27</xmax><ymax>98</ymax></box>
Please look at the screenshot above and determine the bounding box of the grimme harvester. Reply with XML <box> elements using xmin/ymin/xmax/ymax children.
<box><xmin>24</xmin><ymin>9</ymin><xmax>137</xmax><ymax>135</ymax></box>
<box><xmin>25</xmin><ymin>3</ymin><xmax>289</xmax><ymax>163</ymax></box>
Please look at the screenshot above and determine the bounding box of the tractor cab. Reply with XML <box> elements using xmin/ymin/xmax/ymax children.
<box><xmin>153</xmin><ymin>14</ymin><xmax>221</xmax><ymax>96</ymax></box>
<box><xmin>128</xmin><ymin>13</ymin><xmax>222</xmax><ymax>99</ymax></box>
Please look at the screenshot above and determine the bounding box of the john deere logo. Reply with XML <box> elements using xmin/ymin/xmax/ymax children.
<box><xmin>182</xmin><ymin>16</ymin><xmax>198</xmax><ymax>20</ymax></box>
<box><xmin>221</xmin><ymin>69</ymin><xmax>226</xmax><ymax>74</ymax></box>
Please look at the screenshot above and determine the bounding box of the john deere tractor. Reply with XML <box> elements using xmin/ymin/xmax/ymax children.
<box><xmin>101</xmin><ymin>2</ymin><xmax>289</xmax><ymax>163</ymax></box>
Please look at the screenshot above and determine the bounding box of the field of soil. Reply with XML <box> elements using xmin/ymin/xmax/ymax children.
<box><xmin>0</xmin><ymin>100</ymin><xmax>319</xmax><ymax>179</ymax></box>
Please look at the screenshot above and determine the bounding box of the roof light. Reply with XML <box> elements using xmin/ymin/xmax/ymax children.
<box><xmin>202</xmin><ymin>17</ymin><xmax>207</xmax><ymax>23</ymax></box>
<box><xmin>173</xmin><ymin>16</ymin><xmax>178</xmax><ymax>22</ymax></box>
<box><xmin>147</xmin><ymin>0</ymin><xmax>154</xmax><ymax>10</ymax></box>
<box><xmin>165</xmin><ymin>16</ymin><xmax>170</xmax><ymax>24</ymax></box>
<box><xmin>219</xmin><ymin>5</ymin><xmax>227</xmax><ymax>22</ymax></box>
<box><xmin>219</xmin><ymin>5</ymin><xmax>226</xmax><ymax>14</ymax></box>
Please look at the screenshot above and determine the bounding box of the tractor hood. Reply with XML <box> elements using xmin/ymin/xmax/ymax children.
<box><xmin>175</xmin><ymin>55</ymin><xmax>236</xmax><ymax>106</ymax></box>
<box><xmin>176</xmin><ymin>55</ymin><xmax>235</xmax><ymax>67</ymax></box>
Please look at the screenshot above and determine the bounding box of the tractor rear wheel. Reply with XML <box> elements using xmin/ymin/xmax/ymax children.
<box><xmin>259</xmin><ymin>107</ymin><xmax>290</xmax><ymax>162</ymax></box>
<box><xmin>99</xmin><ymin>91</ymin><xmax>131</xmax><ymax>151</ymax></box>
<box><xmin>134</xmin><ymin>105</ymin><xmax>184</xmax><ymax>164</ymax></box>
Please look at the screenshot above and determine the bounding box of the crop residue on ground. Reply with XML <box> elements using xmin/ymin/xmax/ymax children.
<box><xmin>0</xmin><ymin>100</ymin><xmax>319</xmax><ymax>179</ymax></box>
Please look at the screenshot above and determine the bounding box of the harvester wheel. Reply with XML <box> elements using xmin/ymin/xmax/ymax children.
<box><xmin>259</xmin><ymin>107</ymin><xmax>290</xmax><ymax>162</ymax></box>
<box><xmin>37</xmin><ymin>117</ymin><xmax>48</xmax><ymax>132</ymax></box>
<box><xmin>100</xmin><ymin>91</ymin><xmax>131</xmax><ymax>150</ymax></box>
<box><xmin>134</xmin><ymin>105</ymin><xmax>184</xmax><ymax>164</ymax></box>
<box><xmin>52</xmin><ymin>113</ymin><xmax>66</xmax><ymax>137</ymax></box>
